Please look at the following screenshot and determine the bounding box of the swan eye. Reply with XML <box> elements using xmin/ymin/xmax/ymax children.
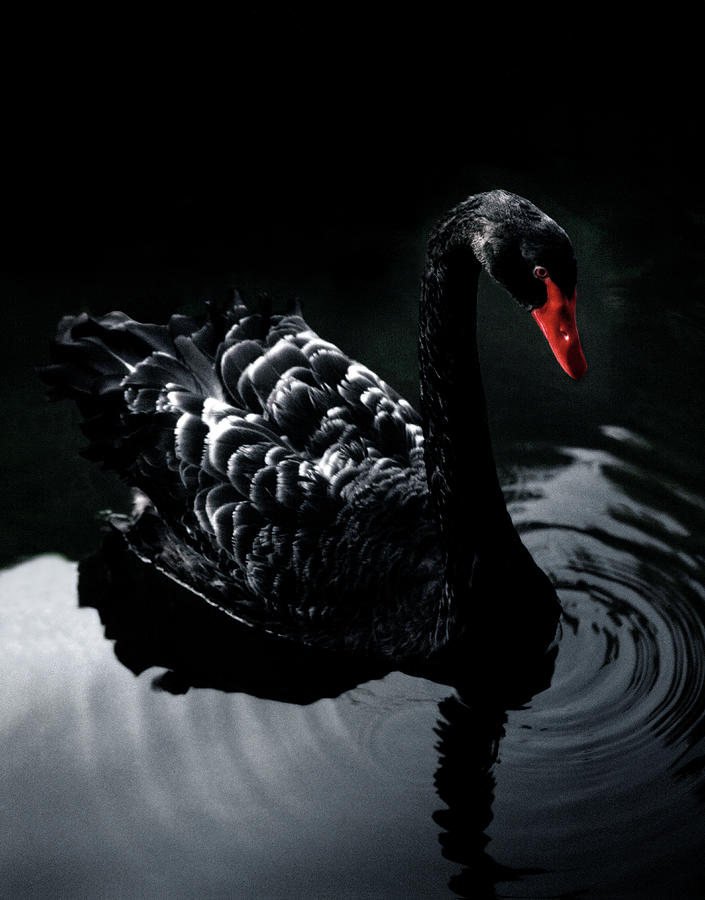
<box><xmin>533</xmin><ymin>266</ymin><xmax>549</xmax><ymax>280</ymax></box>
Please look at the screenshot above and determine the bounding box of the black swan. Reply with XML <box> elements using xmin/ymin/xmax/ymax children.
<box><xmin>41</xmin><ymin>190</ymin><xmax>586</xmax><ymax>662</ymax></box>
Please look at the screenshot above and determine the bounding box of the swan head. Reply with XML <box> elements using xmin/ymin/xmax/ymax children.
<box><xmin>469</xmin><ymin>189</ymin><xmax>587</xmax><ymax>380</ymax></box>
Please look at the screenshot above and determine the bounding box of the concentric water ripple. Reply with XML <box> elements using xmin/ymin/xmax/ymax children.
<box><xmin>474</xmin><ymin>428</ymin><xmax>705</xmax><ymax>896</ymax></box>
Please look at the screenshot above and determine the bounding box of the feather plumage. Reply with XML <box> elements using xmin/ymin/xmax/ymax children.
<box><xmin>42</xmin><ymin>295</ymin><xmax>439</xmax><ymax>657</ymax></box>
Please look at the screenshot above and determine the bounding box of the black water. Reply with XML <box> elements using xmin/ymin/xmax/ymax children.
<box><xmin>2</xmin><ymin>103</ymin><xmax>705</xmax><ymax>896</ymax></box>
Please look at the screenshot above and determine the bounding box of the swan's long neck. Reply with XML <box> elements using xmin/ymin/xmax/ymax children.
<box><xmin>419</xmin><ymin>226</ymin><xmax>514</xmax><ymax>571</ymax></box>
<box><xmin>417</xmin><ymin>201</ymin><xmax>562</xmax><ymax>653</ymax></box>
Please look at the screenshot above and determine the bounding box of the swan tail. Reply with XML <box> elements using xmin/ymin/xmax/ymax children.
<box><xmin>37</xmin><ymin>292</ymin><xmax>316</xmax><ymax>480</ymax></box>
<box><xmin>39</xmin><ymin>298</ymin><xmax>239</xmax><ymax>472</ymax></box>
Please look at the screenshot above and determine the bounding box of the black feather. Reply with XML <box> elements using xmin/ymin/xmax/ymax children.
<box><xmin>40</xmin><ymin>190</ymin><xmax>571</xmax><ymax>660</ymax></box>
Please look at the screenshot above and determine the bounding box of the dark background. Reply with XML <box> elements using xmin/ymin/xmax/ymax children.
<box><xmin>2</xmin><ymin>19</ymin><xmax>705</xmax><ymax>899</ymax></box>
<box><xmin>2</xmin><ymin>17</ymin><xmax>703</xmax><ymax>564</ymax></box>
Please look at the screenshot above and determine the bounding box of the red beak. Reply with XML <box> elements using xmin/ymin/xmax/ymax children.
<box><xmin>531</xmin><ymin>278</ymin><xmax>587</xmax><ymax>380</ymax></box>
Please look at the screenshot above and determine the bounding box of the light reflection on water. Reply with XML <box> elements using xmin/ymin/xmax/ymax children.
<box><xmin>486</xmin><ymin>428</ymin><xmax>705</xmax><ymax>897</ymax></box>
<box><xmin>2</xmin><ymin>426</ymin><xmax>705</xmax><ymax>898</ymax></box>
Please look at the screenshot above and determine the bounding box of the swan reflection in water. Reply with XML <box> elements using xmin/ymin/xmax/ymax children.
<box><xmin>78</xmin><ymin>524</ymin><xmax>557</xmax><ymax>899</ymax></box>
<box><xmin>76</xmin><ymin>429</ymin><xmax>705</xmax><ymax>898</ymax></box>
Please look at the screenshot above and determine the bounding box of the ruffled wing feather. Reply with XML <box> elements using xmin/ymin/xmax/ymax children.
<box><xmin>41</xmin><ymin>296</ymin><xmax>441</xmax><ymax>655</ymax></box>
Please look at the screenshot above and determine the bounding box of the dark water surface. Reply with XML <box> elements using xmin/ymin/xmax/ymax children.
<box><xmin>2</xmin><ymin>136</ymin><xmax>705</xmax><ymax>897</ymax></box>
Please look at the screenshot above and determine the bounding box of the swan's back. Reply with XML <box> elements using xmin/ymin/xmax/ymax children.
<box><xmin>42</xmin><ymin>296</ymin><xmax>441</xmax><ymax>656</ymax></box>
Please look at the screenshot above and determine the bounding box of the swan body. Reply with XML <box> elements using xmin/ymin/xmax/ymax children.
<box><xmin>41</xmin><ymin>190</ymin><xmax>586</xmax><ymax>661</ymax></box>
